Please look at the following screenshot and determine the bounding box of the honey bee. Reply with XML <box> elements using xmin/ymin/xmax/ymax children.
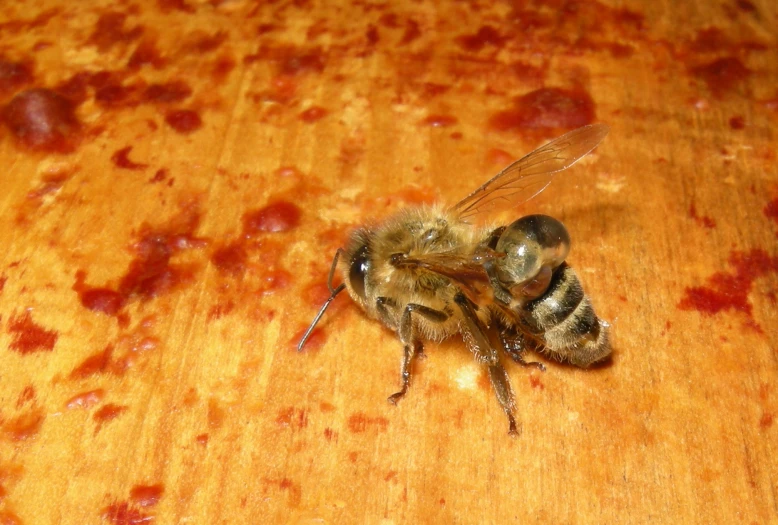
<box><xmin>299</xmin><ymin>124</ymin><xmax>612</xmax><ymax>434</ymax></box>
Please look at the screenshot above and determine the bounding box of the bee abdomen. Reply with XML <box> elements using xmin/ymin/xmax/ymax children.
<box><xmin>522</xmin><ymin>265</ymin><xmax>610</xmax><ymax>367</ymax></box>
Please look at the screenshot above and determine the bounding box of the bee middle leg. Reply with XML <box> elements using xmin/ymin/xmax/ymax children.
<box><xmin>499</xmin><ymin>329</ymin><xmax>546</xmax><ymax>372</ymax></box>
<box><xmin>377</xmin><ymin>298</ymin><xmax>448</xmax><ymax>404</ymax></box>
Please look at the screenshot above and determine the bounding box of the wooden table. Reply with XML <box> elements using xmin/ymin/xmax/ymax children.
<box><xmin>1</xmin><ymin>0</ymin><xmax>776</xmax><ymax>523</ymax></box>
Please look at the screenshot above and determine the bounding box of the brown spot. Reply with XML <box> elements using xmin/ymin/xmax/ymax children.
<box><xmin>127</xmin><ymin>40</ymin><xmax>165</xmax><ymax>70</ymax></box>
<box><xmin>101</xmin><ymin>502</ymin><xmax>152</xmax><ymax>525</ymax></box>
<box><xmin>529</xmin><ymin>375</ymin><xmax>544</xmax><ymax>389</ymax></box>
<box><xmin>211</xmin><ymin>242</ymin><xmax>248</xmax><ymax>276</ymax></box>
<box><xmin>130</xmin><ymin>484</ymin><xmax>164</xmax><ymax>507</ymax></box>
<box><xmin>95</xmin><ymin>83</ymin><xmax>138</xmax><ymax>107</ymax></box>
<box><xmin>158</xmin><ymin>0</ymin><xmax>195</xmax><ymax>13</ymax></box>
<box><xmin>689</xmin><ymin>203</ymin><xmax>716</xmax><ymax>229</ymax></box>
<box><xmin>94</xmin><ymin>403</ymin><xmax>128</xmax><ymax>424</ymax></box>
<box><xmin>421</xmin><ymin>115</ymin><xmax>458</xmax><ymax>127</ymax></box>
<box><xmin>456</xmin><ymin>25</ymin><xmax>505</xmax><ymax>52</ymax></box>
<box><xmin>165</xmin><ymin>109</ymin><xmax>202</xmax><ymax>133</ymax></box>
<box><xmin>759</xmin><ymin>412</ymin><xmax>773</xmax><ymax>429</ymax></box>
<box><xmin>729</xmin><ymin>115</ymin><xmax>745</xmax><ymax>129</ymax></box>
<box><xmin>150</xmin><ymin>168</ymin><xmax>168</xmax><ymax>183</ymax></box>
<box><xmin>2</xmin><ymin>88</ymin><xmax>81</xmax><ymax>152</ymax></box>
<box><xmin>89</xmin><ymin>12</ymin><xmax>144</xmax><ymax>51</ymax></box>
<box><xmin>111</xmin><ymin>146</ymin><xmax>148</xmax><ymax>170</ymax></box>
<box><xmin>189</xmin><ymin>32</ymin><xmax>227</xmax><ymax>53</ymax></box>
<box><xmin>489</xmin><ymin>88</ymin><xmax>595</xmax><ymax>132</ymax></box>
<box><xmin>7</xmin><ymin>311</ymin><xmax>58</xmax><ymax>354</ymax></box>
<box><xmin>242</xmin><ymin>201</ymin><xmax>301</xmax><ymax>235</ymax></box>
<box><xmin>764</xmin><ymin>198</ymin><xmax>778</xmax><ymax>226</ymax></box>
<box><xmin>143</xmin><ymin>81</ymin><xmax>192</xmax><ymax>104</ymax></box>
<box><xmin>690</xmin><ymin>57</ymin><xmax>750</xmax><ymax>96</ymax></box>
<box><xmin>0</xmin><ymin>57</ymin><xmax>34</xmax><ymax>95</ymax></box>
<box><xmin>299</xmin><ymin>106</ymin><xmax>327</xmax><ymax>122</ymax></box>
<box><xmin>347</xmin><ymin>412</ymin><xmax>389</xmax><ymax>433</ymax></box>
<box><xmin>65</xmin><ymin>389</ymin><xmax>105</xmax><ymax>409</ymax></box>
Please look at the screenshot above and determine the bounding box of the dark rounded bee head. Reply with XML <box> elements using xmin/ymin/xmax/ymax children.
<box><xmin>348</xmin><ymin>243</ymin><xmax>371</xmax><ymax>302</ymax></box>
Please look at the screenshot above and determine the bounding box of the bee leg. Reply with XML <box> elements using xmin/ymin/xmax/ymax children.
<box><xmin>454</xmin><ymin>293</ymin><xmax>519</xmax><ymax>435</ymax></box>
<box><xmin>382</xmin><ymin>301</ymin><xmax>448</xmax><ymax>404</ymax></box>
<box><xmin>499</xmin><ymin>330</ymin><xmax>546</xmax><ymax>372</ymax></box>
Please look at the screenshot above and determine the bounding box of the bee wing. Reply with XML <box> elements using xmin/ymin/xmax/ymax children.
<box><xmin>393</xmin><ymin>250</ymin><xmax>501</xmax><ymax>300</ymax></box>
<box><xmin>450</xmin><ymin>124</ymin><xmax>610</xmax><ymax>221</ymax></box>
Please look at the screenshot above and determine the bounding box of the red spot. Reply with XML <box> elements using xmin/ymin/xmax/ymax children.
<box><xmin>242</xmin><ymin>201</ymin><xmax>301</xmax><ymax>235</ymax></box>
<box><xmin>112</xmin><ymin>146</ymin><xmax>148</xmax><ymax>170</ymax></box>
<box><xmin>729</xmin><ymin>116</ymin><xmax>745</xmax><ymax>129</ymax></box>
<box><xmin>736</xmin><ymin>0</ymin><xmax>756</xmax><ymax>12</ymax></box>
<box><xmin>689</xmin><ymin>203</ymin><xmax>717</xmax><ymax>229</ymax></box>
<box><xmin>95</xmin><ymin>83</ymin><xmax>139</xmax><ymax>107</ymax></box>
<box><xmin>529</xmin><ymin>375</ymin><xmax>544</xmax><ymax>389</ymax></box>
<box><xmin>70</xmin><ymin>346</ymin><xmax>114</xmax><ymax>378</ymax></box>
<box><xmin>347</xmin><ymin>412</ymin><xmax>389</xmax><ymax>433</ymax></box>
<box><xmin>280</xmin><ymin>51</ymin><xmax>325</xmax><ymax>76</ymax></box>
<box><xmin>157</xmin><ymin>0</ymin><xmax>194</xmax><ymax>13</ymax></box>
<box><xmin>0</xmin><ymin>511</ymin><xmax>22</xmax><ymax>525</ymax></box>
<box><xmin>143</xmin><ymin>81</ymin><xmax>192</xmax><ymax>103</ymax></box>
<box><xmin>320</xmin><ymin>402</ymin><xmax>335</xmax><ymax>412</ymax></box>
<box><xmin>489</xmin><ymin>88</ymin><xmax>595</xmax><ymax>132</ymax></box>
<box><xmin>421</xmin><ymin>83</ymin><xmax>450</xmax><ymax>98</ymax></box>
<box><xmin>150</xmin><ymin>168</ymin><xmax>168</xmax><ymax>183</ymax></box>
<box><xmin>207</xmin><ymin>399</ymin><xmax>226</xmax><ymax>430</ymax></box>
<box><xmin>384</xmin><ymin>471</ymin><xmax>397</xmax><ymax>482</ymax></box>
<box><xmin>276</xmin><ymin>407</ymin><xmax>309</xmax><ymax>430</ymax></box>
<box><xmin>74</xmin><ymin>271</ymin><xmax>125</xmax><ymax>315</ymax></box>
<box><xmin>260</xmin><ymin>268</ymin><xmax>292</xmax><ymax>293</ymax></box>
<box><xmin>366</xmin><ymin>25</ymin><xmax>379</xmax><ymax>46</ymax></box>
<box><xmin>191</xmin><ymin>32</ymin><xmax>226</xmax><ymax>53</ymax></box>
<box><xmin>421</xmin><ymin>115</ymin><xmax>457</xmax><ymax>127</ymax></box>
<box><xmin>2</xmin><ymin>88</ymin><xmax>81</xmax><ymax>152</ymax></box>
<box><xmin>679</xmin><ymin>249</ymin><xmax>778</xmax><ymax>322</ymax></box>
<box><xmin>7</xmin><ymin>311</ymin><xmax>58</xmax><ymax>354</ymax></box>
<box><xmin>101</xmin><ymin>502</ymin><xmax>152</xmax><ymax>525</ymax></box>
<box><xmin>0</xmin><ymin>57</ymin><xmax>34</xmax><ymax>94</ymax></box>
<box><xmin>690</xmin><ymin>57</ymin><xmax>750</xmax><ymax>96</ymax></box>
<box><xmin>196</xmin><ymin>433</ymin><xmax>209</xmax><ymax>445</ymax></box>
<box><xmin>130</xmin><ymin>484</ymin><xmax>164</xmax><ymax>507</ymax></box>
<box><xmin>16</xmin><ymin>385</ymin><xmax>36</xmax><ymax>408</ymax></box>
<box><xmin>127</xmin><ymin>40</ymin><xmax>165</xmax><ymax>70</ymax></box>
<box><xmin>213</xmin><ymin>56</ymin><xmax>236</xmax><ymax>79</ymax></box>
<box><xmin>323</xmin><ymin>428</ymin><xmax>337</xmax><ymax>441</ymax></box>
<box><xmin>760</xmin><ymin>413</ymin><xmax>774</xmax><ymax>429</ymax></box>
<box><xmin>401</xmin><ymin>20</ymin><xmax>421</xmax><ymax>45</ymax></box>
<box><xmin>347</xmin><ymin>452</ymin><xmax>358</xmax><ymax>463</ymax></box>
<box><xmin>94</xmin><ymin>403</ymin><xmax>128</xmax><ymax>423</ymax></box>
<box><xmin>65</xmin><ymin>389</ymin><xmax>105</xmax><ymax>409</ymax></box>
<box><xmin>456</xmin><ymin>26</ymin><xmax>504</xmax><ymax>52</ymax></box>
<box><xmin>89</xmin><ymin>12</ymin><xmax>144</xmax><ymax>51</ymax></box>
<box><xmin>211</xmin><ymin>242</ymin><xmax>248</xmax><ymax>276</ymax></box>
<box><xmin>299</xmin><ymin>106</ymin><xmax>328</xmax><ymax>122</ymax></box>
<box><xmin>165</xmin><ymin>109</ymin><xmax>202</xmax><ymax>133</ymax></box>
<box><xmin>2</xmin><ymin>410</ymin><xmax>45</xmax><ymax>441</ymax></box>
<box><xmin>763</xmin><ymin>198</ymin><xmax>778</xmax><ymax>226</ymax></box>
<box><xmin>0</xmin><ymin>276</ymin><xmax>6</xmax><ymax>294</ymax></box>
<box><xmin>207</xmin><ymin>301</ymin><xmax>235</xmax><ymax>321</ymax></box>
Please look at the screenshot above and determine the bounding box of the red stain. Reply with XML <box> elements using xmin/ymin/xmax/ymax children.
<box><xmin>65</xmin><ymin>389</ymin><xmax>105</xmax><ymax>409</ymax></box>
<box><xmin>764</xmin><ymin>198</ymin><xmax>778</xmax><ymax>226</ymax></box>
<box><xmin>150</xmin><ymin>168</ymin><xmax>168</xmax><ymax>183</ymax></box>
<box><xmin>0</xmin><ymin>276</ymin><xmax>6</xmax><ymax>294</ymax></box>
<box><xmin>760</xmin><ymin>413</ymin><xmax>773</xmax><ymax>429</ymax></box>
<box><xmin>0</xmin><ymin>510</ymin><xmax>21</xmax><ymax>525</ymax></box>
<box><xmin>195</xmin><ymin>433</ymin><xmax>209</xmax><ymax>445</ymax></box>
<box><xmin>276</xmin><ymin>407</ymin><xmax>309</xmax><ymax>430</ymax></box>
<box><xmin>690</xmin><ymin>57</ymin><xmax>750</xmax><ymax>96</ymax></box>
<box><xmin>323</xmin><ymin>427</ymin><xmax>337</xmax><ymax>441</ymax></box>
<box><xmin>95</xmin><ymin>83</ymin><xmax>138</xmax><ymax>107</ymax></box>
<box><xmin>89</xmin><ymin>12</ymin><xmax>144</xmax><ymax>51</ymax></box>
<box><xmin>73</xmin><ymin>272</ymin><xmax>125</xmax><ymax>315</ymax></box>
<box><xmin>0</xmin><ymin>57</ymin><xmax>34</xmax><ymax>95</ymax></box>
<box><xmin>529</xmin><ymin>375</ymin><xmax>545</xmax><ymax>389</ymax></box>
<box><xmin>401</xmin><ymin>19</ymin><xmax>421</xmax><ymax>45</ymax></box>
<box><xmin>291</xmin><ymin>326</ymin><xmax>326</xmax><ymax>353</ymax></box>
<box><xmin>456</xmin><ymin>25</ymin><xmax>505</xmax><ymax>52</ymax></box>
<box><xmin>158</xmin><ymin>0</ymin><xmax>195</xmax><ymax>13</ymax></box>
<box><xmin>299</xmin><ymin>106</ymin><xmax>328</xmax><ymax>122</ymax></box>
<box><xmin>2</xmin><ymin>88</ymin><xmax>81</xmax><ymax>152</ymax></box>
<box><xmin>207</xmin><ymin>399</ymin><xmax>225</xmax><ymax>430</ymax></box>
<box><xmin>211</xmin><ymin>242</ymin><xmax>248</xmax><ymax>276</ymax></box>
<box><xmin>70</xmin><ymin>346</ymin><xmax>114</xmax><ymax>378</ymax></box>
<box><xmin>130</xmin><ymin>484</ymin><xmax>164</xmax><ymax>507</ymax></box>
<box><xmin>94</xmin><ymin>403</ymin><xmax>128</xmax><ymax>423</ymax></box>
<box><xmin>206</xmin><ymin>301</ymin><xmax>235</xmax><ymax>321</ymax></box>
<box><xmin>165</xmin><ymin>109</ymin><xmax>202</xmax><ymax>133</ymax></box>
<box><xmin>689</xmin><ymin>204</ymin><xmax>717</xmax><ymax>229</ymax></box>
<box><xmin>320</xmin><ymin>402</ymin><xmax>335</xmax><ymax>412</ymax></box>
<box><xmin>127</xmin><ymin>40</ymin><xmax>165</xmax><ymax>70</ymax></box>
<box><xmin>190</xmin><ymin>32</ymin><xmax>227</xmax><ymax>53</ymax></box>
<box><xmin>101</xmin><ymin>502</ymin><xmax>153</xmax><ymax>525</ymax></box>
<box><xmin>242</xmin><ymin>201</ymin><xmax>301</xmax><ymax>235</ymax></box>
<box><xmin>111</xmin><ymin>146</ymin><xmax>148</xmax><ymax>170</ymax></box>
<box><xmin>7</xmin><ymin>311</ymin><xmax>58</xmax><ymax>354</ymax></box>
<box><xmin>729</xmin><ymin>116</ymin><xmax>745</xmax><ymax>129</ymax></box>
<box><xmin>489</xmin><ymin>88</ymin><xmax>595</xmax><ymax>132</ymax></box>
<box><xmin>2</xmin><ymin>410</ymin><xmax>45</xmax><ymax>441</ymax></box>
<box><xmin>15</xmin><ymin>385</ymin><xmax>36</xmax><ymax>408</ymax></box>
<box><xmin>421</xmin><ymin>115</ymin><xmax>458</xmax><ymax>128</ymax></box>
<box><xmin>736</xmin><ymin>0</ymin><xmax>756</xmax><ymax>11</ymax></box>
<box><xmin>212</xmin><ymin>56</ymin><xmax>236</xmax><ymax>80</ymax></box>
<box><xmin>678</xmin><ymin>249</ymin><xmax>778</xmax><ymax>325</ymax></box>
<box><xmin>366</xmin><ymin>25</ymin><xmax>379</xmax><ymax>46</ymax></box>
<box><xmin>347</xmin><ymin>412</ymin><xmax>389</xmax><ymax>433</ymax></box>
<box><xmin>143</xmin><ymin>81</ymin><xmax>192</xmax><ymax>104</ymax></box>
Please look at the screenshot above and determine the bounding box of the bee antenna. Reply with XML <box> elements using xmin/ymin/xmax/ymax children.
<box><xmin>297</xmin><ymin>283</ymin><xmax>345</xmax><ymax>351</ymax></box>
<box><xmin>298</xmin><ymin>249</ymin><xmax>346</xmax><ymax>352</ymax></box>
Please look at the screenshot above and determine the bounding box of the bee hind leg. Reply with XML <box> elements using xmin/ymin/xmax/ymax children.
<box><xmin>499</xmin><ymin>329</ymin><xmax>546</xmax><ymax>372</ymax></box>
<box><xmin>377</xmin><ymin>299</ymin><xmax>448</xmax><ymax>404</ymax></box>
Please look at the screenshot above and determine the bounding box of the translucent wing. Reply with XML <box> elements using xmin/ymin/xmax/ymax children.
<box><xmin>450</xmin><ymin>124</ymin><xmax>610</xmax><ymax>221</ymax></box>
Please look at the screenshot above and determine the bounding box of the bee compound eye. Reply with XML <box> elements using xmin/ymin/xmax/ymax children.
<box><xmin>348</xmin><ymin>245</ymin><xmax>371</xmax><ymax>301</ymax></box>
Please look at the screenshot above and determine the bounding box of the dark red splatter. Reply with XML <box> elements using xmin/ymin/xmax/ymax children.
<box><xmin>165</xmin><ymin>109</ymin><xmax>202</xmax><ymax>133</ymax></box>
<box><xmin>7</xmin><ymin>311</ymin><xmax>58</xmax><ymax>354</ymax></box>
<box><xmin>489</xmin><ymin>88</ymin><xmax>595</xmax><ymax>131</ymax></box>
<box><xmin>421</xmin><ymin>115</ymin><xmax>458</xmax><ymax>127</ymax></box>
<box><xmin>761</xmin><ymin>413</ymin><xmax>774</xmax><ymax>429</ymax></box>
<box><xmin>763</xmin><ymin>198</ymin><xmax>778</xmax><ymax>226</ymax></box>
<box><xmin>0</xmin><ymin>276</ymin><xmax>7</xmax><ymax>294</ymax></box>
<box><xmin>299</xmin><ymin>106</ymin><xmax>327</xmax><ymax>122</ymax></box>
<box><xmin>242</xmin><ymin>201</ymin><xmax>301</xmax><ymax>235</ymax></box>
<box><xmin>94</xmin><ymin>403</ymin><xmax>128</xmax><ymax>423</ymax></box>
<box><xmin>101</xmin><ymin>502</ymin><xmax>153</xmax><ymax>525</ymax></box>
<box><xmin>143</xmin><ymin>81</ymin><xmax>191</xmax><ymax>104</ymax></box>
<box><xmin>347</xmin><ymin>412</ymin><xmax>389</xmax><ymax>433</ymax></box>
<box><xmin>529</xmin><ymin>375</ymin><xmax>544</xmax><ymax>389</ymax></box>
<box><xmin>279</xmin><ymin>50</ymin><xmax>325</xmax><ymax>76</ymax></box>
<box><xmin>211</xmin><ymin>242</ymin><xmax>248</xmax><ymax>276</ymax></box>
<box><xmin>212</xmin><ymin>57</ymin><xmax>236</xmax><ymax>80</ymax></box>
<box><xmin>689</xmin><ymin>204</ymin><xmax>717</xmax><ymax>229</ymax></box>
<box><xmin>112</xmin><ymin>146</ymin><xmax>148</xmax><ymax>170</ymax></box>
<box><xmin>89</xmin><ymin>12</ymin><xmax>144</xmax><ymax>51</ymax></box>
<box><xmin>276</xmin><ymin>407</ymin><xmax>309</xmax><ymax>430</ymax></box>
<box><xmin>70</xmin><ymin>346</ymin><xmax>114</xmax><ymax>378</ymax></box>
<box><xmin>195</xmin><ymin>433</ymin><xmax>208</xmax><ymax>445</ymax></box>
<box><xmin>323</xmin><ymin>428</ymin><xmax>337</xmax><ymax>441</ymax></box>
<box><xmin>191</xmin><ymin>32</ymin><xmax>226</xmax><ymax>53</ymax></box>
<box><xmin>736</xmin><ymin>0</ymin><xmax>756</xmax><ymax>12</ymax></box>
<box><xmin>65</xmin><ymin>389</ymin><xmax>105</xmax><ymax>409</ymax></box>
<box><xmin>2</xmin><ymin>88</ymin><xmax>81</xmax><ymax>152</ymax></box>
<box><xmin>130</xmin><ymin>484</ymin><xmax>164</xmax><ymax>507</ymax></box>
<box><xmin>150</xmin><ymin>168</ymin><xmax>168</xmax><ymax>183</ymax></box>
<box><xmin>73</xmin><ymin>271</ymin><xmax>125</xmax><ymax>315</ymax></box>
<box><xmin>365</xmin><ymin>25</ymin><xmax>379</xmax><ymax>46</ymax></box>
<box><xmin>127</xmin><ymin>40</ymin><xmax>165</xmax><ymax>70</ymax></box>
<box><xmin>679</xmin><ymin>249</ymin><xmax>778</xmax><ymax>320</ymax></box>
<box><xmin>95</xmin><ymin>84</ymin><xmax>137</xmax><ymax>107</ymax></box>
<box><xmin>401</xmin><ymin>20</ymin><xmax>421</xmax><ymax>45</ymax></box>
<box><xmin>729</xmin><ymin>116</ymin><xmax>745</xmax><ymax>129</ymax></box>
<box><xmin>15</xmin><ymin>385</ymin><xmax>36</xmax><ymax>408</ymax></box>
<box><xmin>158</xmin><ymin>0</ymin><xmax>195</xmax><ymax>13</ymax></box>
<box><xmin>456</xmin><ymin>26</ymin><xmax>504</xmax><ymax>52</ymax></box>
<box><xmin>691</xmin><ymin>57</ymin><xmax>750</xmax><ymax>96</ymax></box>
<box><xmin>0</xmin><ymin>57</ymin><xmax>34</xmax><ymax>94</ymax></box>
<box><xmin>2</xmin><ymin>410</ymin><xmax>45</xmax><ymax>441</ymax></box>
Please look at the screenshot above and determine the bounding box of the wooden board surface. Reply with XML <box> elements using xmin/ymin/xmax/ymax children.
<box><xmin>1</xmin><ymin>0</ymin><xmax>777</xmax><ymax>523</ymax></box>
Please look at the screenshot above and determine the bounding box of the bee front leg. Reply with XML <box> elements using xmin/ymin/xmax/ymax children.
<box><xmin>454</xmin><ymin>292</ymin><xmax>519</xmax><ymax>435</ymax></box>
<box><xmin>378</xmin><ymin>299</ymin><xmax>448</xmax><ymax>404</ymax></box>
<box><xmin>499</xmin><ymin>330</ymin><xmax>546</xmax><ymax>372</ymax></box>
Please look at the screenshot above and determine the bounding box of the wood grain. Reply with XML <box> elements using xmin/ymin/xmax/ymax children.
<box><xmin>1</xmin><ymin>0</ymin><xmax>777</xmax><ymax>523</ymax></box>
